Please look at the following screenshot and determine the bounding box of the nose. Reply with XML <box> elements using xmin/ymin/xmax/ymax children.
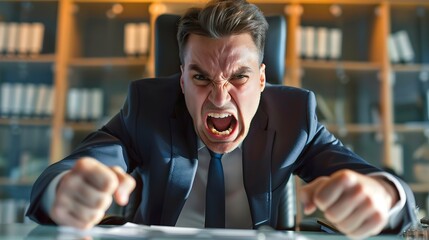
<box><xmin>209</xmin><ymin>81</ymin><xmax>231</xmax><ymax>108</ymax></box>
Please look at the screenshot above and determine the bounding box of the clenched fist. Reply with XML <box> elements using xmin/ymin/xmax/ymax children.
<box><xmin>299</xmin><ymin>169</ymin><xmax>399</xmax><ymax>239</ymax></box>
<box><xmin>49</xmin><ymin>157</ymin><xmax>136</xmax><ymax>229</ymax></box>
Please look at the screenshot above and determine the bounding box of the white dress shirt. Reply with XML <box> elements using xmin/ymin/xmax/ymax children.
<box><xmin>175</xmin><ymin>144</ymin><xmax>252</xmax><ymax>228</ymax></box>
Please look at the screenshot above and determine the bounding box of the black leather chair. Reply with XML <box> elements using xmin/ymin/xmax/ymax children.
<box><xmin>151</xmin><ymin>14</ymin><xmax>296</xmax><ymax>230</ymax></box>
<box><xmin>154</xmin><ymin>14</ymin><xmax>286</xmax><ymax>85</ymax></box>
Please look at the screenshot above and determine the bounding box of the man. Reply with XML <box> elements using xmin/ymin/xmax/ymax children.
<box><xmin>27</xmin><ymin>0</ymin><xmax>416</xmax><ymax>238</ymax></box>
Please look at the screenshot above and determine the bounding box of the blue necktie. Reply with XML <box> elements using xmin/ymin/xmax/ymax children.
<box><xmin>205</xmin><ymin>150</ymin><xmax>225</xmax><ymax>228</ymax></box>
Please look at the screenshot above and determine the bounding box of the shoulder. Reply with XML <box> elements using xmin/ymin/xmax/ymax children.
<box><xmin>130</xmin><ymin>73</ymin><xmax>181</xmax><ymax>92</ymax></box>
<box><xmin>258</xmin><ymin>84</ymin><xmax>317</xmax><ymax>129</ymax></box>
<box><xmin>261</xmin><ymin>84</ymin><xmax>315</xmax><ymax>109</ymax></box>
<box><xmin>121</xmin><ymin>73</ymin><xmax>183</xmax><ymax>119</ymax></box>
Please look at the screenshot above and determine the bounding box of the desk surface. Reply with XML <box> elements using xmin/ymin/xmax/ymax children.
<box><xmin>2</xmin><ymin>223</ymin><xmax>404</xmax><ymax>240</ymax></box>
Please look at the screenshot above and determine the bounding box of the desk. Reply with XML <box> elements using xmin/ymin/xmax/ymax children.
<box><xmin>0</xmin><ymin>223</ymin><xmax>405</xmax><ymax>240</ymax></box>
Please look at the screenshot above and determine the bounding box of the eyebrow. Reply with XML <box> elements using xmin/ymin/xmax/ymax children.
<box><xmin>233</xmin><ymin>66</ymin><xmax>253</xmax><ymax>75</ymax></box>
<box><xmin>189</xmin><ymin>64</ymin><xmax>253</xmax><ymax>77</ymax></box>
<box><xmin>189</xmin><ymin>64</ymin><xmax>210</xmax><ymax>77</ymax></box>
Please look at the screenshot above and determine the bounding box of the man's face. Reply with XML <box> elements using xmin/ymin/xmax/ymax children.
<box><xmin>180</xmin><ymin>33</ymin><xmax>266</xmax><ymax>154</ymax></box>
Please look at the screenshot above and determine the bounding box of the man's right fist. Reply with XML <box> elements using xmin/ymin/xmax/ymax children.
<box><xmin>49</xmin><ymin>157</ymin><xmax>136</xmax><ymax>229</ymax></box>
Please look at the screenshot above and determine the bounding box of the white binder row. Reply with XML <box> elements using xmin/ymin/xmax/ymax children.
<box><xmin>0</xmin><ymin>83</ymin><xmax>54</xmax><ymax>118</ymax></box>
<box><xmin>67</xmin><ymin>88</ymin><xmax>104</xmax><ymax>121</ymax></box>
<box><xmin>296</xmin><ymin>26</ymin><xmax>342</xmax><ymax>60</ymax></box>
<box><xmin>0</xmin><ymin>22</ymin><xmax>44</xmax><ymax>56</ymax></box>
<box><xmin>388</xmin><ymin>30</ymin><xmax>415</xmax><ymax>63</ymax></box>
<box><xmin>124</xmin><ymin>22</ymin><xmax>150</xmax><ymax>56</ymax></box>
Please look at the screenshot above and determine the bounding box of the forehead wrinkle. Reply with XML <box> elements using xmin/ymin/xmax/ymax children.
<box><xmin>186</xmin><ymin>34</ymin><xmax>258</xmax><ymax>81</ymax></box>
<box><xmin>217</xmin><ymin>47</ymin><xmax>242</xmax><ymax>80</ymax></box>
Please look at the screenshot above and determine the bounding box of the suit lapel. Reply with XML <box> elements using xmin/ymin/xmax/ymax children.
<box><xmin>160</xmin><ymin>98</ymin><xmax>198</xmax><ymax>226</ymax></box>
<box><xmin>243</xmin><ymin>109</ymin><xmax>275</xmax><ymax>228</ymax></box>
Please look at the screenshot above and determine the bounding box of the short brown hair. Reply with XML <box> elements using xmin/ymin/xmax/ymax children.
<box><xmin>177</xmin><ymin>0</ymin><xmax>268</xmax><ymax>64</ymax></box>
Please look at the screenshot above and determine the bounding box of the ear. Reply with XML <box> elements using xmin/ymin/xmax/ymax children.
<box><xmin>180</xmin><ymin>65</ymin><xmax>185</xmax><ymax>94</ymax></box>
<box><xmin>259</xmin><ymin>63</ymin><xmax>266</xmax><ymax>92</ymax></box>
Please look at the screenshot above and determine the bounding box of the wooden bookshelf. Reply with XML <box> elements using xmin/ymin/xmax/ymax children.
<box><xmin>1</xmin><ymin>0</ymin><xmax>429</xmax><ymax>222</ymax></box>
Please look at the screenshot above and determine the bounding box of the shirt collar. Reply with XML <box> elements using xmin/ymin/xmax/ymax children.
<box><xmin>197</xmin><ymin>138</ymin><xmax>242</xmax><ymax>152</ymax></box>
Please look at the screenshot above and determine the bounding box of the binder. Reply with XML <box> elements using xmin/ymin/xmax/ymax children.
<box><xmin>316</xmin><ymin>27</ymin><xmax>328</xmax><ymax>59</ymax></box>
<box><xmin>34</xmin><ymin>84</ymin><xmax>49</xmax><ymax>118</ymax></box>
<box><xmin>91</xmin><ymin>88</ymin><xmax>103</xmax><ymax>120</ymax></box>
<box><xmin>45</xmin><ymin>86</ymin><xmax>55</xmax><ymax>116</ymax></box>
<box><xmin>67</xmin><ymin>88</ymin><xmax>80</xmax><ymax>121</ymax></box>
<box><xmin>305</xmin><ymin>26</ymin><xmax>315</xmax><ymax>59</ymax></box>
<box><xmin>295</xmin><ymin>26</ymin><xmax>303</xmax><ymax>57</ymax></box>
<box><xmin>0</xmin><ymin>83</ymin><xmax>12</xmax><ymax>117</ymax></box>
<box><xmin>137</xmin><ymin>22</ymin><xmax>150</xmax><ymax>56</ymax></box>
<box><xmin>80</xmin><ymin>88</ymin><xmax>90</xmax><ymax>121</ymax></box>
<box><xmin>124</xmin><ymin>23</ymin><xmax>138</xmax><ymax>56</ymax></box>
<box><xmin>30</xmin><ymin>23</ymin><xmax>45</xmax><ymax>55</ymax></box>
<box><xmin>6</xmin><ymin>22</ymin><xmax>19</xmax><ymax>55</ymax></box>
<box><xmin>0</xmin><ymin>22</ymin><xmax>6</xmax><ymax>54</ymax></box>
<box><xmin>329</xmin><ymin>28</ymin><xmax>342</xmax><ymax>60</ymax></box>
<box><xmin>23</xmin><ymin>84</ymin><xmax>36</xmax><ymax>117</ymax></box>
<box><xmin>394</xmin><ymin>30</ymin><xmax>415</xmax><ymax>63</ymax></box>
<box><xmin>12</xmin><ymin>83</ymin><xmax>24</xmax><ymax>116</ymax></box>
<box><xmin>388</xmin><ymin>34</ymin><xmax>400</xmax><ymax>63</ymax></box>
<box><xmin>18</xmin><ymin>23</ymin><xmax>31</xmax><ymax>56</ymax></box>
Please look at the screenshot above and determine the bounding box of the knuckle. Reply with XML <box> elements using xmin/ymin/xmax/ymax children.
<box><xmin>353</xmin><ymin>182</ymin><xmax>365</xmax><ymax>194</ymax></box>
<box><xmin>372</xmin><ymin>211</ymin><xmax>385</xmax><ymax>223</ymax></box>
<box><xmin>97</xmin><ymin>194</ymin><xmax>113</xmax><ymax>209</ymax></box>
<box><xmin>50</xmin><ymin>206</ymin><xmax>62</xmax><ymax>221</ymax></box>
<box><xmin>338</xmin><ymin>169</ymin><xmax>354</xmax><ymax>181</ymax></box>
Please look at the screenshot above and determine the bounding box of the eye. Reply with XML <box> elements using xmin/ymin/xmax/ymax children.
<box><xmin>230</xmin><ymin>74</ymin><xmax>249</xmax><ymax>85</ymax></box>
<box><xmin>192</xmin><ymin>74</ymin><xmax>211</xmax><ymax>86</ymax></box>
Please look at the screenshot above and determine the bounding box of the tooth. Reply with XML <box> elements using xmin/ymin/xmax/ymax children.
<box><xmin>210</xmin><ymin>126</ymin><xmax>232</xmax><ymax>135</ymax></box>
<box><xmin>208</xmin><ymin>113</ymin><xmax>231</xmax><ymax>118</ymax></box>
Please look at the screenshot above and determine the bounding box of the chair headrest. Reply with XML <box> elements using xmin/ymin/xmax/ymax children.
<box><xmin>154</xmin><ymin>14</ymin><xmax>286</xmax><ymax>85</ymax></box>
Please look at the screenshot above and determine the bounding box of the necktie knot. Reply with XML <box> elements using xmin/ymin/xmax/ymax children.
<box><xmin>208</xmin><ymin>150</ymin><xmax>223</xmax><ymax>161</ymax></box>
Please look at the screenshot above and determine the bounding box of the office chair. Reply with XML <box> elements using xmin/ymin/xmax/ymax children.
<box><xmin>154</xmin><ymin>14</ymin><xmax>286</xmax><ymax>85</ymax></box>
<box><xmin>153</xmin><ymin>13</ymin><xmax>295</xmax><ymax>230</ymax></box>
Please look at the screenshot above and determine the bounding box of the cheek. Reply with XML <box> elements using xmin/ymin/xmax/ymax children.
<box><xmin>235</xmin><ymin>87</ymin><xmax>261</xmax><ymax>124</ymax></box>
<box><xmin>184</xmin><ymin>86</ymin><xmax>206</xmax><ymax>118</ymax></box>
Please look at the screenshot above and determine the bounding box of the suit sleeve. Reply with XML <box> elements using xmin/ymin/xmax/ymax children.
<box><xmin>26</xmin><ymin>82</ymin><xmax>140</xmax><ymax>224</ymax></box>
<box><xmin>293</xmin><ymin>91</ymin><xmax>417</xmax><ymax>234</ymax></box>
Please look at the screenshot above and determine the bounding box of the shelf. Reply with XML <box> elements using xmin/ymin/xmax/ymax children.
<box><xmin>0</xmin><ymin>0</ymin><xmax>57</xmax><ymax>2</ymax></box>
<box><xmin>392</xmin><ymin>64</ymin><xmax>429</xmax><ymax>72</ymax></box>
<box><xmin>301</xmin><ymin>60</ymin><xmax>381</xmax><ymax>71</ymax></box>
<box><xmin>0</xmin><ymin>118</ymin><xmax>52</xmax><ymax>127</ymax></box>
<box><xmin>293</xmin><ymin>0</ymin><xmax>382</xmax><ymax>3</ymax></box>
<box><xmin>395</xmin><ymin>123</ymin><xmax>429</xmax><ymax>133</ymax></box>
<box><xmin>389</xmin><ymin>0</ymin><xmax>429</xmax><ymax>5</ymax></box>
<box><xmin>65</xmin><ymin>122</ymin><xmax>100</xmax><ymax>131</ymax></box>
<box><xmin>72</xmin><ymin>0</ymin><xmax>153</xmax><ymax>2</ymax></box>
<box><xmin>0</xmin><ymin>54</ymin><xmax>56</xmax><ymax>64</ymax></box>
<box><xmin>0</xmin><ymin>178</ymin><xmax>35</xmax><ymax>187</ymax></box>
<box><xmin>69</xmin><ymin>56</ymin><xmax>148</xmax><ymax>68</ymax></box>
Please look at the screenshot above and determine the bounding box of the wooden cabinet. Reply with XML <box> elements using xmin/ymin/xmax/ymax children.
<box><xmin>1</xmin><ymin>0</ymin><xmax>429</xmax><ymax>222</ymax></box>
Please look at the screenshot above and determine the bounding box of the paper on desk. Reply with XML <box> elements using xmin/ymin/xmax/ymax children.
<box><xmin>59</xmin><ymin>222</ymin><xmax>310</xmax><ymax>239</ymax></box>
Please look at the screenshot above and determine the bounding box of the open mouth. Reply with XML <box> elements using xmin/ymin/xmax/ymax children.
<box><xmin>206</xmin><ymin>112</ymin><xmax>237</xmax><ymax>136</ymax></box>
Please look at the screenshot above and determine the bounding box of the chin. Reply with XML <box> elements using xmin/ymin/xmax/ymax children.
<box><xmin>203</xmin><ymin>136</ymin><xmax>244</xmax><ymax>154</ymax></box>
<box><xmin>206</xmin><ymin>143</ymin><xmax>239</xmax><ymax>154</ymax></box>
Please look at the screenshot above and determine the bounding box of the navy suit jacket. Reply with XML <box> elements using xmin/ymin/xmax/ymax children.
<box><xmin>27</xmin><ymin>74</ymin><xmax>416</xmax><ymax>232</ymax></box>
